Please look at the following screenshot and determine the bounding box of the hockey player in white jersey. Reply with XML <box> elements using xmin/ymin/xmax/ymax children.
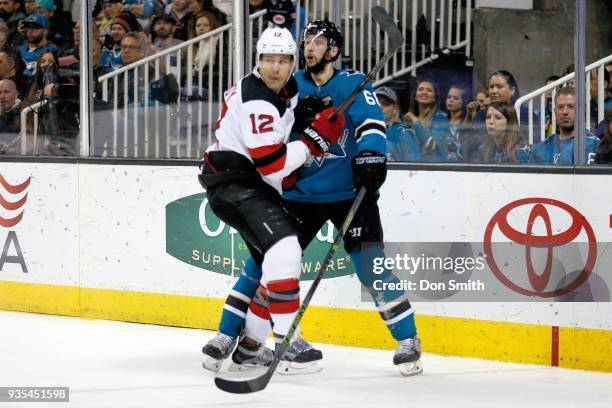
<box><xmin>198</xmin><ymin>26</ymin><xmax>344</xmax><ymax>370</ymax></box>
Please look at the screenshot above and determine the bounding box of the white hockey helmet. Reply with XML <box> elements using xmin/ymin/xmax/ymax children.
<box><xmin>255</xmin><ymin>26</ymin><xmax>297</xmax><ymax>73</ymax></box>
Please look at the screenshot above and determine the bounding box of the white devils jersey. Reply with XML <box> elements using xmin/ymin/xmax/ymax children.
<box><xmin>210</xmin><ymin>72</ymin><xmax>309</xmax><ymax>193</ymax></box>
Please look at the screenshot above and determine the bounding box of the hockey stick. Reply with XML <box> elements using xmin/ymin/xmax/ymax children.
<box><xmin>330</xmin><ymin>6</ymin><xmax>404</xmax><ymax>120</ymax></box>
<box><xmin>215</xmin><ymin>187</ymin><xmax>367</xmax><ymax>394</ymax></box>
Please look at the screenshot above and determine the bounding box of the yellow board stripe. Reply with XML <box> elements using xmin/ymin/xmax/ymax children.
<box><xmin>1</xmin><ymin>281</ymin><xmax>611</xmax><ymax>373</ymax></box>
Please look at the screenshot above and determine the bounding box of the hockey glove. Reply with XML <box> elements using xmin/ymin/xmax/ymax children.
<box><xmin>293</xmin><ymin>95</ymin><xmax>327</xmax><ymax>133</ymax></box>
<box><xmin>300</xmin><ymin>107</ymin><xmax>345</xmax><ymax>157</ymax></box>
<box><xmin>352</xmin><ymin>150</ymin><xmax>387</xmax><ymax>193</ymax></box>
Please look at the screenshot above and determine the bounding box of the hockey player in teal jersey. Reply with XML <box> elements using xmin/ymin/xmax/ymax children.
<box><xmin>201</xmin><ymin>20</ymin><xmax>422</xmax><ymax>377</ymax></box>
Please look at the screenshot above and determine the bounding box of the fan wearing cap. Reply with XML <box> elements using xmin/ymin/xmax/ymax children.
<box><xmin>375</xmin><ymin>86</ymin><xmax>420</xmax><ymax>162</ymax></box>
<box><xmin>32</xmin><ymin>0</ymin><xmax>74</xmax><ymax>48</ymax></box>
<box><xmin>17</xmin><ymin>13</ymin><xmax>58</xmax><ymax>77</ymax></box>
<box><xmin>151</xmin><ymin>13</ymin><xmax>183</xmax><ymax>53</ymax></box>
<box><xmin>99</xmin><ymin>0</ymin><xmax>124</xmax><ymax>38</ymax></box>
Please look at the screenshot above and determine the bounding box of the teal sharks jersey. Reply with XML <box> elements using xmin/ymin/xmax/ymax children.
<box><xmin>284</xmin><ymin>69</ymin><xmax>387</xmax><ymax>203</ymax></box>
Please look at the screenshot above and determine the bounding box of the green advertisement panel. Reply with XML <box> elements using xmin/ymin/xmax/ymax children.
<box><xmin>166</xmin><ymin>193</ymin><xmax>355</xmax><ymax>280</ymax></box>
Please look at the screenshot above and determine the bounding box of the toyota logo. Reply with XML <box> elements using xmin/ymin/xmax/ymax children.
<box><xmin>483</xmin><ymin>198</ymin><xmax>597</xmax><ymax>298</ymax></box>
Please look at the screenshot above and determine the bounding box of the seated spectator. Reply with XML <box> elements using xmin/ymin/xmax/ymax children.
<box><xmin>404</xmin><ymin>78</ymin><xmax>451</xmax><ymax>162</ymax></box>
<box><xmin>188</xmin><ymin>0</ymin><xmax>228</xmax><ymax>29</ymax></box>
<box><xmin>99</xmin><ymin>0</ymin><xmax>124</xmax><ymax>38</ymax></box>
<box><xmin>543</xmin><ymin>75</ymin><xmax>560</xmax><ymax>136</ymax></box>
<box><xmin>0</xmin><ymin>47</ymin><xmax>28</xmax><ymax>97</ymax></box>
<box><xmin>375</xmin><ymin>85</ymin><xmax>419</xmax><ymax>162</ymax></box>
<box><xmin>445</xmin><ymin>85</ymin><xmax>470</xmax><ymax>161</ymax></box>
<box><xmin>100</xmin><ymin>13</ymin><xmax>140</xmax><ymax>71</ymax></box>
<box><xmin>0</xmin><ymin>0</ymin><xmax>25</xmax><ymax>47</ymax></box>
<box><xmin>57</xmin><ymin>19</ymin><xmax>80</xmax><ymax>69</ymax></box>
<box><xmin>26</xmin><ymin>50</ymin><xmax>57</xmax><ymax>103</ymax></box>
<box><xmin>465</xmin><ymin>70</ymin><xmax>537</xmax><ymax>161</ymax></box>
<box><xmin>17</xmin><ymin>13</ymin><xmax>58</xmax><ymax>77</ymax></box>
<box><xmin>152</xmin><ymin>13</ymin><xmax>183</xmax><ymax>52</ymax></box>
<box><xmin>33</xmin><ymin>0</ymin><xmax>74</xmax><ymax>48</ymax></box>
<box><xmin>465</xmin><ymin>88</ymin><xmax>488</xmax><ymax>122</ymax></box>
<box><xmin>529</xmin><ymin>87</ymin><xmax>599</xmax><ymax>164</ymax></box>
<box><xmin>23</xmin><ymin>0</ymin><xmax>36</xmax><ymax>15</ymax></box>
<box><xmin>164</xmin><ymin>0</ymin><xmax>193</xmax><ymax>40</ymax></box>
<box><xmin>0</xmin><ymin>78</ymin><xmax>22</xmax><ymax>135</ymax></box>
<box><xmin>594</xmin><ymin>108</ymin><xmax>612</xmax><ymax>164</ymax></box>
<box><xmin>191</xmin><ymin>11</ymin><xmax>219</xmax><ymax>72</ymax></box>
<box><xmin>108</xmin><ymin>32</ymin><xmax>176</xmax><ymax>106</ymax></box>
<box><xmin>589</xmin><ymin>68</ymin><xmax>612</xmax><ymax>128</ymax></box>
<box><xmin>481</xmin><ymin>102</ymin><xmax>529</xmax><ymax>163</ymax></box>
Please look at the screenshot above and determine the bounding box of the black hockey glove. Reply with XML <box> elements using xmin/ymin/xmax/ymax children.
<box><xmin>293</xmin><ymin>95</ymin><xmax>328</xmax><ymax>134</ymax></box>
<box><xmin>352</xmin><ymin>150</ymin><xmax>387</xmax><ymax>193</ymax></box>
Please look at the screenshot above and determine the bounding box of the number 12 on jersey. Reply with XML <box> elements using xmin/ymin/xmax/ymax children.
<box><xmin>250</xmin><ymin>114</ymin><xmax>274</xmax><ymax>134</ymax></box>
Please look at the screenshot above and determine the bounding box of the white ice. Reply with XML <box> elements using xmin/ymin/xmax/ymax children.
<box><xmin>1</xmin><ymin>311</ymin><xmax>611</xmax><ymax>408</ymax></box>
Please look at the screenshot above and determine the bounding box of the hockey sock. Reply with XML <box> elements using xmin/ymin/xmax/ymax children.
<box><xmin>268</xmin><ymin>278</ymin><xmax>300</xmax><ymax>343</ymax></box>
<box><xmin>244</xmin><ymin>283</ymin><xmax>272</xmax><ymax>344</ymax></box>
<box><xmin>219</xmin><ymin>257</ymin><xmax>262</xmax><ymax>338</ymax></box>
<box><xmin>261</xmin><ymin>236</ymin><xmax>302</xmax><ymax>342</ymax></box>
<box><xmin>351</xmin><ymin>246</ymin><xmax>417</xmax><ymax>340</ymax></box>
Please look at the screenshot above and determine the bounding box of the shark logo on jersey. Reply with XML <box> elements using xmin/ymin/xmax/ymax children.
<box><xmin>304</xmin><ymin>129</ymin><xmax>349</xmax><ymax>167</ymax></box>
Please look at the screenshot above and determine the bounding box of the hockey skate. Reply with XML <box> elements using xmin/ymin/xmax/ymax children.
<box><xmin>277</xmin><ymin>336</ymin><xmax>324</xmax><ymax>375</ymax></box>
<box><xmin>393</xmin><ymin>336</ymin><xmax>423</xmax><ymax>376</ymax></box>
<box><xmin>227</xmin><ymin>338</ymin><xmax>274</xmax><ymax>372</ymax></box>
<box><xmin>202</xmin><ymin>333</ymin><xmax>237</xmax><ymax>372</ymax></box>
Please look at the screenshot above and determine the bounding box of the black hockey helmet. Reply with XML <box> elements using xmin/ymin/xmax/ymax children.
<box><xmin>301</xmin><ymin>20</ymin><xmax>344</xmax><ymax>57</ymax></box>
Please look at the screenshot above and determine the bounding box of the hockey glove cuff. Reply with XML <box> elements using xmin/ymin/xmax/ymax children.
<box><xmin>300</xmin><ymin>107</ymin><xmax>344</xmax><ymax>156</ymax></box>
<box><xmin>352</xmin><ymin>150</ymin><xmax>387</xmax><ymax>193</ymax></box>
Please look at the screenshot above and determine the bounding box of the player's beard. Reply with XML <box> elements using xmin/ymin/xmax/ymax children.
<box><xmin>305</xmin><ymin>55</ymin><xmax>328</xmax><ymax>74</ymax></box>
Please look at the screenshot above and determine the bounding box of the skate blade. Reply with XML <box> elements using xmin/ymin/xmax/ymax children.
<box><xmin>277</xmin><ymin>360</ymin><xmax>324</xmax><ymax>376</ymax></box>
<box><xmin>202</xmin><ymin>356</ymin><xmax>223</xmax><ymax>373</ymax></box>
<box><xmin>397</xmin><ymin>359</ymin><xmax>423</xmax><ymax>376</ymax></box>
<box><xmin>227</xmin><ymin>362</ymin><xmax>270</xmax><ymax>373</ymax></box>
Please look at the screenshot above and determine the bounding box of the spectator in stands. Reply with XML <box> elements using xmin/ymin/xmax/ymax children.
<box><xmin>33</xmin><ymin>0</ymin><xmax>74</xmax><ymax>48</ymax></box>
<box><xmin>23</xmin><ymin>0</ymin><xmax>35</xmax><ymax>15</ymax></box>
<box><xmin>465</xmin><ymin>88</ymin><xmax>488</xmax><ymax>122</ymax></box>
<box><xmin>151</xmin><ymin>13</ymin><xmax>183</xmax><ymax>52</ymax></box>
<box><xmin>589</xmin><ymin>68</ymin><xmax>612</xmax><ymax>128</ymax></box>
<box><xmin>99</xmin><ymin>0</ymin><xmax>124</xmax><ymax>37</ymax></box>
<box><xmin>18</xmin><ymin>13</ymin><xmax>58</xmax><ymax>77</ymax></box>
<box><xmin>375</xmin><ymin>85</ymin><xmax>419</xmax><ymax>162</ymax></box>
<box><xmin>100</xmin><ymin>13</ymin><xmax>139</xmax><ymax>71</ymax></box>
<box><xmin>404</xmin><ymin>78</ymin><xmax>451</xmax><ymax>162</ymax></box>
<box><xmin>529</xmin><ymin>87</ymin><xmax>599</xmax><ymax>164</ymax></box>
<box><xmin>164</xmin><ymin>0</ymin><xmax>192</xmax><ymax>40</ymax></box>
<box><xmin>57</xmin><ymin>18</ymin><xmax>79</xmax><ymax>68</ymax></box>
<box><xmin>0</xmin><ymin>47</ymin><xmax>27</xmax><ymax>97</ymax></box>
<box><xmin>0</xmin><ymin>78</ymin><xmax>22</xmax><ymax>135</ymax></box>
<box><xmin>26</xmin><ymin>50</ymin><xmax>57</xmax><ymax>103</ymax></box>
<box><xmin>481</xmin><ymin>102</ymin><xmax>528</xmax><ymax>163</ymax></box>
<box><xmin>0</xmin><ymin>0</ymin><xmax>25</xmax><ymax>47</ymax></box>
<box><xmin>191</xmin><ymin>11</ymin><xmax>219</xmax><ymax>72</ymax></box>
<box><xmin>445</xmin><ymin>85</ymin><xmax>470</xmax><ymax>161</ymax></box>
<box><xmin>188</xmin><ymin>0</ymin><xmax>227</xmax><ymax>28</ymax></box>
<box><xmin>594</xmin><ymin>107</ymin><xmax>612</xmax><ymax>165</ymax></box>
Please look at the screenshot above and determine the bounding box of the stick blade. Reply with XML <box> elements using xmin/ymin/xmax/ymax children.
<box><xmin>371</xmin><ymin>6</ymin><xmax>404</xmax><ymax>50</ymax></box>
<box><xmin>214</xmin><ymin>373</ymin><xmax>271</xmax><ymax>394</ymax></box>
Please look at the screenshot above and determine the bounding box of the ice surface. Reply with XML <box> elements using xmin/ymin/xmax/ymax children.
<box><xmin>1</xmin><ymin>311</ymin><xmax>610</xmax><ymax>408</ymax></box>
